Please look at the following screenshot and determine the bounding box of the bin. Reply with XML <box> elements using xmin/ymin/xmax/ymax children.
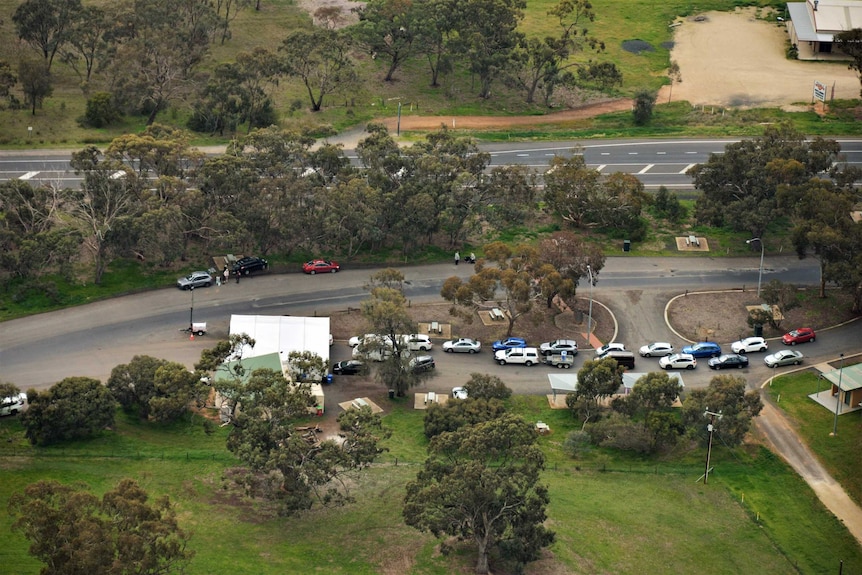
<box><xmin>388</xmin><ymin>389</ymin><xmax>395</xmax><ymax>399</ymax></box>
<box><xmin>754</xmin><ymin>324</ymin><xmax>763</xmax><ymax>337</ymax></box>
<box><xmin>623</xmin><ymin>240</ymin><xmax>631</xmax><ymax>252</ymax></box>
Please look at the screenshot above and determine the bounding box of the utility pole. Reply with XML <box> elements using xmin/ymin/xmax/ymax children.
<box><xmin>831</xmin><ymin>353</ymin><xmax>845</xmax><ymax>436</ymax></box>
<box><xmin>701</xmin><ymin>408</ymin><xmax>723</xmax><ymax>484</ymax></box>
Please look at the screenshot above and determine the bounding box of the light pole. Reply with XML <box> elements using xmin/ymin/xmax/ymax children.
<box><xmin>831</xmin><ymin>353</ymin><xmax>845</xmax><ymax>436</ymax></box>
<box><xmin>188</xmin><ymin>286</ymin><xmax>195</xmax><ymax>332</ymax></box>
<box><xmin>746</xmin><ymin>238</ymin><xmax>764</xmax><ymax>297</ymax></box>
<box><xmin>586</xmin><ymin>265</ymin><xmax>593</xmax><ymax>347</ymax></box>
<box><xmin>702</xmin><ymin>409</ymin><xmax>723</xmax><ymax>484</ymax></box>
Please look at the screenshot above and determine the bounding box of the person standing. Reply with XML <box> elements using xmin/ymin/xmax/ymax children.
<box><xmin>235</xmin><ymin>269</ymin><xmax>240</xmax><ymax>284</ymax></box>
<box><xmin>223</xmin><ymin>266</ymin><xmax>230</xmax><ymax>285</ymax></box>
<box><xmin>455</xmin><ymin>251</ymin><xmax>460</xmax><ymax>265</ymax></box>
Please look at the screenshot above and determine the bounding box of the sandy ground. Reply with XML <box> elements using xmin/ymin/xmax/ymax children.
<box><xmin>362</xmin><ymin>7</ymin><xmax>862</xmax><ymax>132</ymax></box>
<box><xmin>666</xmin><ymin>8</ymin><xmax>859</xmax><ymax>108</ymax></box>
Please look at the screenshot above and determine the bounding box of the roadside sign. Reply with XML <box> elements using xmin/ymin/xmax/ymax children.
<box><xmin>813</xmin><ymin>80</ymin><xmax>827</xmax><ymax>103</ymax></box>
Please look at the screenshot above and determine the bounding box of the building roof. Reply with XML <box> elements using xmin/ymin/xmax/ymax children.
<box><xmin>821</xmin><ymin>363</ymin><xmax>862</xmax><ymax>391</ymax></box>
<box><xmin>229</xmin><ymin>315</ymin><xmax>330</xmax><ymax>364</ymax></box>
<box><xmin>787</xmin><ymin>1</ymin><xmax>862</xmax><ymax>40</ymax></box>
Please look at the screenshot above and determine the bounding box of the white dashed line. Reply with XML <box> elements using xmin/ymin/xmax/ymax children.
<box><xmin>19</xmin><ymin>171</ymin><xmax>38</xmax><ymax>180</ymax></box>
<box><xmin>638</xmin><ymin>164</ymin><xmax>655</xmax><ymax>174</ymax></box>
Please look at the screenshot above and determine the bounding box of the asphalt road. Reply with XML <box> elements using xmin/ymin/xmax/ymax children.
<box><xmin>3</xmin><ymin>255</ymin><xmax>858</xmax><ymax>400</ymax></box>
<box><xmin>3</xmin><ymin>138</ymin><xmax>862</xmax><ymax>190</ymax></box>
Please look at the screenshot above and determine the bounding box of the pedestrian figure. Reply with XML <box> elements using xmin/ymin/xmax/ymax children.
<box><xmin>223</xmin><ymin>267</ymin><xmax>230</xmax><ymax>284</ymax></box>
<box><xmin>235</xmin><ymin>270</ymin><xmax>240</xmax><ymax>284</ymax></box>
<box><xmin>469</xmin><ymin>252</ymin><xmax>476</xmax><ymax>263</ymax></box>
<box><xmin>455</xmin><ymin>251</ymin><xmax>460</xmax><ymax>265</ymax></box>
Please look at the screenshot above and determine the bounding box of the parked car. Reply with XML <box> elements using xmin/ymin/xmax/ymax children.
<box><xmin>232</xmin><ymin>256</ymin><xmax>268</xmax><ymax>276</ymax></box>
<box><xmin>303</xmin><ymin>259</ymin><xmax>340</xmax><ymax>274</ymax></box>
<box><xmin>708</xmin><ymin>353</ymin><xmax>749</xmax><ymax>370</ymax></box>
<box><xmin>731</xmin><ymin>337</ymin><xmax>768</xmax><ymax>354</ymax></box>
<box><xmin>404</xmin><ymin>334</ymin><xmax>433</xmax><ymax>352</ymax></box>
<box><xmin>782</xmin><ymin>327</ymin><xmax>816</xmax><ymax>345</ymax></box>
<box><xmin>348</xmin><ymin>334</ymin><xmax>377</xmax><ymax>348</ymax></box>
<box><xmin>332</xmin><ymin>360</ymin><xmax>364</xmax><ymax>375</ymax></box>
<box><xmin>764</xmin><ymin>350</ymin><xmax>804</xmax><ymax>368</ymax></box>
<box><xmin>177</xmin><ymin>271</ymin><xmax>212</xmax><ymax>290</ymax></box>
<box><xmin>494</xmin><ymin>347</ymin><xmax>540</xmax><ymax>366</ymax></box>
<box><xmin>659</xmin><ymin>353</ymin><xmax>697</xmax><ymax>370</ymax></box>
<box><xmin>638</xmin><ymin>342</ymin><xmax>674</xmax><ymax>357</ymax></box>
<box><xmin>539</xmin><ymin>339</ymin><xmax>578</xmax><ymax>356</ymax></box>
<box><xmin>442</xmin><ymin>338</ymin><xmax>481</xmax><ymax>353</ymax></box>
<box><xmin>595</xmin><ymin>342</ymin><xmax>626</xmax><ymax>357</ymax></box>
<box><xmin>491</xmin><ymin>337</ymin><xmax>528</xmax><ymax>351</ymax></box>
<box><xmin>409</xmin><ymin>355</ymin><xmax>436</xmax><ymax>373</ymax></box>
<box><xmin>681</xmin><ymin>342</ymin><xmax>722</xmax><ymax>358</ymax></box>
<box><xmin>451</xmin><ymin>386</ymin><xmax>468</xmax><ymax>400</ymax></box>
<box><xmin>0</xmin><ymin>392</ymin><xmax>27</xmax><ymax>416</ymax></box>
<box><xmin>601</xmin><ymin>350</ymin><xmax>636</xmax><ymax>369</ymax></box>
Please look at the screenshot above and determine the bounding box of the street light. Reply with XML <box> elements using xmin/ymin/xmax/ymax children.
<box><xmin>746</xmin><ymin>238</ymin><xmax>764</xmax><ymax>297</ymax></box>
<box><xmin>586</xmin><ymin>264</ymin><xmax>593</xmax><ymax>347</ymax></box>
<box><xmin>831</xmin><ymin>353</ymin><xmax>845</xmax><ymax>436</ymax></box>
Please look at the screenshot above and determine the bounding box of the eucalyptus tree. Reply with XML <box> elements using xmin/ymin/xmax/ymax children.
<box><xmin>280</xmin><ymin>27</ymin><xmax>356</xmax><ymax>111</ymax></box>
<box><xmin>12</xmin><ymin>0</ymin><xmax>82</xmax><ymax>70</ymax></box>
<box><xmin>352</xmin><ymin>0</ymin><xmax>418</xmax><ymax>81</ymax></box>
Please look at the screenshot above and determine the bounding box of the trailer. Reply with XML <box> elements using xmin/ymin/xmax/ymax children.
<box><xmin>180</xmin><ymin>322</ymin><xmax>207</xmax><ymax>336</ymax></box>
<box><xmin>544</xmin><ymin>353</ymin><xmax>575</xmax><ymax>369</ymax></box>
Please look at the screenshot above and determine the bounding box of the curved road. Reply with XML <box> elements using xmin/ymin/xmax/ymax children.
<box><xmin>2</xmin><ymin>255</ymin><xmax>862</xmax><ymax>546</ymax></box>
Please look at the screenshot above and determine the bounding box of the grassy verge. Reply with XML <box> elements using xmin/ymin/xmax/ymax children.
<box><xmin>764</xmin><ymin>369</ymin><xmax>862</xmax><ymax>505</ymax></box>
<box><xmin>2</xmin><ymin>396</ymin><xmax>860</xmax><ymax>574</ymax></box>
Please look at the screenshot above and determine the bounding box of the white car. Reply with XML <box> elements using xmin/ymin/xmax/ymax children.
<box><xmin>659</xmin><ymin>353</ymin><xmax>697</xmax><ymax>370</ymax></box>
<box><xmin>404</xmin><ymin>334</ymin><xmax>433</xmax><ymax>352</ymax></box>
<box><xmin>452</xmin><ymin>386</ymin><xmax>468</xmax><ymax>400</ymax></box>
<box><xmin>731</xmin><ymin>336</ymin><xmax>768</xmax><ymax>354</ymax></box>
<box><xmin>0</xmin><ymin>392</ymin><xmax>27</xmax><ymax>416</ymax></box>
<box><xmin>639</xmin><ymin>342</ymin><xmax>674</xmax><ymax>357</ymax></box>
<box><xmin>764</xmin><ymin>349</ymin><xmax>804</xmax><ymax>368</ymax></box>
<box><xmin>442</xmin><ymin>338</ymin><xmax>481</xmax><ymax>353</ymax></box>
<box><xmin>596</xmin><ymin>342</ymin><xmax>626</xmax><ymax>358</ymax></box>
<box><xmin>348</xmin><ymin>334</ymin><xmax>376</xmax><ymax>348</ymax></box>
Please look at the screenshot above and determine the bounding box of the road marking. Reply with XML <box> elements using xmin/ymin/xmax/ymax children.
<box><xmin>656</xmin><ymin>151</ymin><xmax>666</xmax><ymax>155</ymax></box>
<box><xmin>638</xmin><ymin>164</ymin><xmax>655</xmax><ymax>174</ymax></box>
<box><xmin>110</xmin><ymin>171</ymin><xmax>126</xmax><ymax>179</ymax></box>
<box><xmin>595</xmin><ymin>164</ymin><xmax>606</xmax><ymax>171</ymax></box>
<box><xmin>681</xmin><ymin>163</ymin><xmax>696</xmax><ymax>173</ymax></box>
<box><xmin>19</xmin><ymin>171</ymin><xmax>39</xmax><ymax>180</ymax></box>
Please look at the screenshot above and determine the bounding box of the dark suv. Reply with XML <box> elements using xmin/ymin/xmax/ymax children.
<box><xmin>232</xmin><ymin>256</ymin><xmax>268</xmax><ymax>276</ymax></box>
<box><xmin>409</xmin><ymin>355</ymin><xmax>436</xmax><ymax>374</ymax></box>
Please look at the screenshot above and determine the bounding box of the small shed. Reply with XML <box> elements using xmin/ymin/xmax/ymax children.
<box><xmin>817</xmin><ymin>364</ymin><xmax>862</xmax><ymax>414</ymax></box>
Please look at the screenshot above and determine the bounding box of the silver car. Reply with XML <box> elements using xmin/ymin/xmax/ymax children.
<box><xmin>764</xmin><ymin>350</ymin><xmax>804</xmax><ymax>368</ymax></box>
<box><xmin>442</xmin><ymin>338</ymin><xmax>481</xmax><ymax>353</ymax></box>
<box><xmin>177</xmin><ymin>271</ymin><xmax>212</xmax><ymax>290</ymax></box>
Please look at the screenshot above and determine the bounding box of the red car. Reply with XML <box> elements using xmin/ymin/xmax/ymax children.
<box><xmin>782</xmin><ymin>327</ymin><xmax>815</xmax><ymax>345</ymax></box>
<box><xmin>302</xmin><ymin>259</ymin><xmax>340</xmax><ymax>274</ymax></box>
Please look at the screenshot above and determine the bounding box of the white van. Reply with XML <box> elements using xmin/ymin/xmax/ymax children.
<box><xmin>0</xmin><ymin>392</ymin><xmax>27</xmax><ymax>416</ymax></box>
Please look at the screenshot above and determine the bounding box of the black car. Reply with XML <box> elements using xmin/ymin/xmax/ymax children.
<box><xmin>409</xmin><ymin>355</ymin><xmax>436</xmax><ymax>374</ymax></box>
<box><xmin>332</xmin><ymin>360</ymin><xmax>364</xmax><ymax>375</ymax></box>
<box><xmin>232</xmin><ymin>256</ymin><xmax>269</xmax><ymax>276</ymax></box>
<box><xmin>708</xmin><ymin>353</ymin><xmax>749</xmax><ymax>370</ymax></box>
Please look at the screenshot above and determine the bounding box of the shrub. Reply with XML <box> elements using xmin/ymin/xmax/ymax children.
<box><xmin>82</xmin><ymin>92</ymin><xmax>121</xmax><ymax>128</ymax></box>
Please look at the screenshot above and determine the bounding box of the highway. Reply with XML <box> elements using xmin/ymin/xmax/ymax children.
<box><xmin>3</xmin><ymin>138</ymin><xmax>862</xmax><ymax>189</ymax></box>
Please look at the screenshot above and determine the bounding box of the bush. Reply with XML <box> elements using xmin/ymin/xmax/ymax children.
<box><xmin>562</xmin><ymin>429</ymin><xmax>592</xmax><ymax>458</ymax></box>
<box><xmin>82</xmin><ymin>92</ymin><xmax>122</xmax><ymax>128</ymax></box>
<box><xmin>586</xmin><ymin>413</ymin><xmax>653</xmax><ymax>453</ymax></box>
<box><xmin>22</xmin><ymin>377</ymin><xmax>115</xmax><ymax>446</ymax></box>
<box><xmin>633</xmin><ymin>89</ymin><xmax>657</xmax><ymax>125</ymax></box>
<box><xmin>423</xmin><ymin>398</ymin><xmax>506</xmax><ymax>439</ymax></box>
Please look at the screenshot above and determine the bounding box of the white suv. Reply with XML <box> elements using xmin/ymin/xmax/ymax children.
<box><xmin>659</xmin><ymin>353</ymin><xmax>697</xmax><ymax>370</ymax></box>
<box><xmin>404</xmin><ymin>334</ymin><xmax>433</xmax><ymax>351</ymax></box>
<box><xmin>0</xmin><ymin>392</ymin><xmax>27</xmax><ymax>416</ymax></box>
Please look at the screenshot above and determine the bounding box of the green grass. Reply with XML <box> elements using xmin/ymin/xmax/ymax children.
<box><xmin>765</xmin><ymin>370</ymin><xmax>862</xmax><ymax>505</ymax></box>
<box><xmin>5</xmin><ymin>397</ymin><xmax>860</xmax><ymax>574</ymax></box>
<box><xmin>0</xmin><ymin>0</ymin><xmax>856</xmax><ymax>147</ymax></box>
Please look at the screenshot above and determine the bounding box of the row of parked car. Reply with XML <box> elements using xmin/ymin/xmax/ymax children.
<box><xmin>176</xmin><ymin>258</ymin><xmax>341</xmax><ymax>289</ymax></box>
<box><xmin>630</xmin><ymin>330</ymin><xmax>814</xmax><ymax>371</ymax></box>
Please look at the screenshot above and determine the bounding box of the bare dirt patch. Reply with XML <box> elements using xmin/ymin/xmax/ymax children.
<box><xmin>666</xmin><ymin>288</ymin><xmax>859</xmax><ymax>344</ymax></box>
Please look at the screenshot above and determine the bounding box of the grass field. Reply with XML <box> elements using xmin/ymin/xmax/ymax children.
<box><xmin>0</xmin><ymin>0</ymin><xmax>837</xmax><ymax>147</ymax></box>
<box><xmin>1</xmin><ymin>396</ymin><xmax>861</xmax><ymax>574</ymax></box>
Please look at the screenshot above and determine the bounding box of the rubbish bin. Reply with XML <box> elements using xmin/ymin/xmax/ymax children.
<box><xmin>623</xmin><ymin>240</ymin><xmax>631</xmax><ymax>252</ymax></box>
<box><xmin>754</xmin><ymin>324</ymin><xmax>763</xmax><ymax>337</ymax></box>
<box><xmin>388</xmin><ymin>389</ymin><xmax>395</xmax><ymax>399</ymax></box>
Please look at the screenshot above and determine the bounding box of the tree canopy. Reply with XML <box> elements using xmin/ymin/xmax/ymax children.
<box><xmin>681</xmin><ymin>374</ymin><xmax>763</xmax><ymax>446</ymax></box>
<box><xmin>404</xmin><ymin>413</ymin><xmax>554</xmax><ymax>574</ymax></box>
<box><xmin>22</xmin><ymin>377</ymin><xmax>115</xmax><ymax>446</ymax></box>
<box><xmin>9</xmin><ymin>478</ymin><xmax>194</xmax><ymax>575</ymax></box>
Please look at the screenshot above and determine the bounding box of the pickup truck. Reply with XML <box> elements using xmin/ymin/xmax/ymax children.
<box><xmin>494</xmin><ymin>347</ymin><xmax>540</xmax><ymax>366</ymax></box>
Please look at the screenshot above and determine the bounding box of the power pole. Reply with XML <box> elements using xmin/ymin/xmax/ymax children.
<box><xmin>700</xmin><ymin>408</ymin><xmax>723</xmax><ymax>484</ymax></box>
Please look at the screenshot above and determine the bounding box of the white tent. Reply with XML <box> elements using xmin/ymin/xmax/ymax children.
<box><xmin>228</xmin><ymin>315</ymin><xmax>331</xmax><ymax>411</ymax></box>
